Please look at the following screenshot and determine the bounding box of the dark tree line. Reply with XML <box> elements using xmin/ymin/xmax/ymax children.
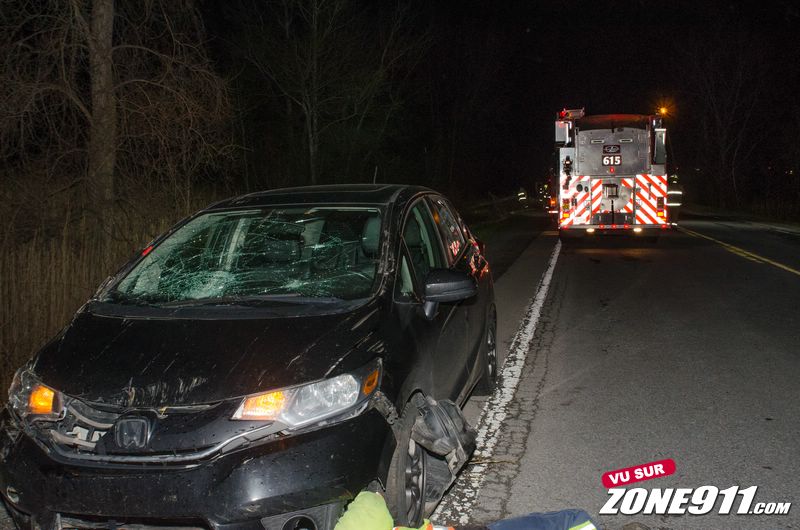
<box><xmin>1</xmin><ymin>0</ymin><xmax>233</xmax><ymax>245</ymax></box>
<box><xmin>670</xmin><ymin>2</ymin><xmax>800</xmax><ymax>216</ymax></box>
<box><xmin>2</xmin><ymin>0</ymin><xmax>800</xmax><ymax>242</ymax></box>
<box><xmin>212</xmin><ymin>0</ymin><xmax>430</xmax><ymax>190</ymax></box>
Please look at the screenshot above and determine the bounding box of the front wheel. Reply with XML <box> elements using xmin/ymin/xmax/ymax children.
<box><xmin>473</xmin><ymin>306</ymin><xmax>498</xmax><ymax>395</ymax></box>
<box><xmin>385</xmin><ymin>402</ymin><xmax>427</xmax><ymax>527</ymax></box>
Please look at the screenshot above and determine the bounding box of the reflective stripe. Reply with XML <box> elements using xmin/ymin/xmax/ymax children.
<box><xmin>569</xmin><ymin>522</ymin><xmax>598</xmax><ymax>530</ymax></box>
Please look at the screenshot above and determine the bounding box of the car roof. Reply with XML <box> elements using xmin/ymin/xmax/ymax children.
<box><xmin>208</xmin><ymin>184</ymin><xmax>434</xmax><ymax>210</ymax></box>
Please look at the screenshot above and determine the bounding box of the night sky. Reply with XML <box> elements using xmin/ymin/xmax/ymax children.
<box><xmin>195</xmin><ymin>0</ymin><xmax>800</xmax><ymax>200</ymax></box>
<box><xmin>407</xmin><ymin>0</ymin><xmax>800</xmax><ymax>191</ymax></box>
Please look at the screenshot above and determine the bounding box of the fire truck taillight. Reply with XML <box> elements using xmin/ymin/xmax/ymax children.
<box><xmin>656</xmin><ymin>197</ymin><xmax>666</xmax><ymax>218</ymax></box>
<box><xmin>561</xmin><ymin>199</ymin><xmax>570</xmax><ymax>220</ymax></box>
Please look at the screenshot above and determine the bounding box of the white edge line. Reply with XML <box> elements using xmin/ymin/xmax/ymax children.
<box><xmin>434</xmin><ymin>239</ymin><xmax>562</xmax><ymax>524</ymax></box>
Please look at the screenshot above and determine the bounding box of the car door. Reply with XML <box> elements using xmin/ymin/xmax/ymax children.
<box><xmin>426</xmin><ymin>196</ymin><xmax>485</xmax><ymax>401</ymax></box>
<box><xmin>393</xmin><ymin>198</ymin><xmax>468</xmax><ymax>402</ymax></box>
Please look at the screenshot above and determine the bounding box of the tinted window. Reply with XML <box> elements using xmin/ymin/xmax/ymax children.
<box><xmin>429</xmin><ymin>197</ymin><xmax>466</xmax><ymax>263</ymax></box>
<box><xmin>395</xmin><ymin>253</ymin><xmax>416</xmax><ymax>301</ymax></box>
<box><xmin>402</xmin><ymin>201</ymin><xmax>443</xmax><ymax>289</ymax></box>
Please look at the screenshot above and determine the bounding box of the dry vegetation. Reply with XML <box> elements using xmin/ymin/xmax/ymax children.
<box><xmin>0</xmin><ymin>191</ymin><xmax>229</xmax><ymax>394</ymax></box>
<box><xmin>0</xmin><ymin>0</ymin><xmax>235</xmax><ymax>392</ymax></box>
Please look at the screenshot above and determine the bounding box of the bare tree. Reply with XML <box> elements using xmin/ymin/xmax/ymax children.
<box><xmin>233</xmin><ymin>0</ymin><xmax>425</xmax><ymax>185</ymax></box>
<box><xmin>87</xmin><ymin>0</ymin><xmax>116</xmax><ymax>223</ymax></box>
<box><xmin>0</xmin><ymin>0</ymin><xmax>232</xmax><ymax>240</ymax></box>
<box><xmin>680</xmin><ymin>18</ymin><xmax>768</xmax><ymax>208</ymax></box>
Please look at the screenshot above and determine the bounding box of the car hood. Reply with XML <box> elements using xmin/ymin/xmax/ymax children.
<box><xmin>32</xmin><ymin>302</ymin><xmax>381</xmax><ymax>408</ymax></box>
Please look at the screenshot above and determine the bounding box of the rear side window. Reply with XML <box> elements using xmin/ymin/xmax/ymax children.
<box><xmin>429</xmin><ymin>197</ymin><xmax>466</xmax><ymax>264</ymax></box>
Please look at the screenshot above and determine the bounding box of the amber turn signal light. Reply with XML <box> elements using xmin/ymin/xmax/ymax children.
<box><xmin>28</xmin><ymin>385</ymin><xmax>56</xmax><ymax>415</ymax></box>
<box><xmin>236</xmin><ymin>390</ymin><xmax>287</xmax><ymax>421</ymax></box>
<box><xmin>362</xmin><ymin>368</ymin><xmax>380</xmax><ymax>396</ymax></box>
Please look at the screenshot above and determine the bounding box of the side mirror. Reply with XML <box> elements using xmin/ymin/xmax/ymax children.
<box><xmin>421</xmin><ymin>269</ymin><xmax>477</xmax><ymax>320</ymax></box>
<box><xmin>425</xmin><ymin>269</ymin><xmax>477</xmax><ymax>302</ymax></box>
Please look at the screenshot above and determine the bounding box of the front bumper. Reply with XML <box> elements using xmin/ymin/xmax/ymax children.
<box><xmin>560</xmin><ymin>224</ymin><xmax>667</xmax><ymax>238</ymax></box>
<box><xmin>0</xmin><ymin>408</ymin><xmax>393</xmax><ymax>530</ymax></box>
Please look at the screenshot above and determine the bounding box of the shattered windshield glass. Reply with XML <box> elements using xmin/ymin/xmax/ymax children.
<box><xmin>108</xmin><ymin>206</ymin><xmax>383</xmax><ymax>304</ymax></box>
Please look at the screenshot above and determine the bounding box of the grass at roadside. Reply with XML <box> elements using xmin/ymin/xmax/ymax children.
<box><xmin>0</xmin><ymin>193</ymin><xmax>221</xmax><ymax>396</ymax></box>
<box><xmin>470</xmin><ymin>215</ymin><xmax>518</xmax><ymax>242</ymax></box>
<box><xmin>682</xmin><ymin>203</ymin><xmax>800</xmax><ymax>233</ymax></box>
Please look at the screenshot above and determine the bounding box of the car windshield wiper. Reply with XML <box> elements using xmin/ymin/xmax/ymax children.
<box><xmin>96</xmin><ymin>293</ymin><xmax>161</xmax><ymax>308</ymax></box>
<box><xmin>158</xmin><ymin>294</ymin><xmax>343</xmax><ymax>308</ymax></box>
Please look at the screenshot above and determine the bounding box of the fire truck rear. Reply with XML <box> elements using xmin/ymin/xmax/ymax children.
<box><xmin>554</xmin><ymin>108</ymin><xmax>669</xmax><ymax>239</ymax></box>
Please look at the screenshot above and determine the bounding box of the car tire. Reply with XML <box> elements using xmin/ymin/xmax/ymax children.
<box><xmin>385</xmin><ymin>399</ymin><xmax>427</xmax><ymax>528</ymax></box>
<box><xmin>472</xmin><ymin>306</ymin><xmax>498</xmax><ymax>395</ymax></box>
<box><xmin>1</xmin><ymin>500</ymin><xmax>22</xmax><ymax>530</ymax></box>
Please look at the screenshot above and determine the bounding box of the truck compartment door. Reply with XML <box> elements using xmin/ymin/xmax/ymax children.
<box><xmin>634</xmin><ymin>174</ymin><xmax>668</xmax><ymax>225</ymax></box>
<box><xmin>591</xmin><ymin>177</ymin><xmax>633</xmax><ymax>225</ymax></box>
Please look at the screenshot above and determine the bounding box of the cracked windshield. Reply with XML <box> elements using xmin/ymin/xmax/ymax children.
<box><xmin>109</xmin><ymin>207</ymin><xmax>383</xmax><ymax>304</ymax></box>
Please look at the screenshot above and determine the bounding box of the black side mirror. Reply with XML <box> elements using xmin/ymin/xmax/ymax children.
<box><xmin>421</xmin><ymin>269</ymin><xmax>477</xmax><ymax>320</ymax></box>
<box><xmin>425</xmin><ymin>269</ymin><xmax>477</xmax><ymax>302</ymax></box>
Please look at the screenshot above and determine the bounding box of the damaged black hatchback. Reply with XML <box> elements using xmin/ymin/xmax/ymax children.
<box><xmin>0</xmin><ymin>185</ymin><xmax>496</xmax><ymax>530</ymax></box>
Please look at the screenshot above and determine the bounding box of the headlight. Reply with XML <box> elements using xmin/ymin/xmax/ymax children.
<box><xmin>7</xmin><ymin>369</ymin><xmax>64</xmax><ymax>421</ymax></box>
<box><xmin>232</xmin><ymin>360</ymin><xmax>381</xmax><ymax>429</ymax></box>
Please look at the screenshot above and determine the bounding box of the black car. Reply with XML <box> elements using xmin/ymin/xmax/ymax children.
<box><xmin>0</xmin><ymin>184</ymin><xmax>496</xmax><ymax>530</ymax></box>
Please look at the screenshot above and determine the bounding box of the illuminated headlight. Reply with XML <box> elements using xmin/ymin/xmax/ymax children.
<box><xmin>7</xmin><ymin>369</ymin><xmax>64</xmax><ymax>421</ymax></box>
<box><xmin>232</xmin><ymin>360</ymin><xmax>381</xmax><ymax>429</ymax></box>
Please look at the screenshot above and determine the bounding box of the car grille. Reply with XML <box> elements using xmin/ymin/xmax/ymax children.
<box><xmin>26</xmin><ymin>398</ymin><xmax>280</xmax><ymax>465</ymax></box>
<box><xmin>47</xmin><ymin>400</ymin><xmax>119</xmax><ymax>452</ymax></box>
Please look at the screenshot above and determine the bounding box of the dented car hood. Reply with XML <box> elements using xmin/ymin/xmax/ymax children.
<box><xmin>32</xmin><ymin>301</ymin><xmax>380</xmax><ymax>408</ymax></box>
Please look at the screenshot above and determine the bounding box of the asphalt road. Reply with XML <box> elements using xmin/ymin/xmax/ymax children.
<box><xmin>439</xmin><ymin>213</ymin><xmax>800</xmax><ymax>530</ymax></box>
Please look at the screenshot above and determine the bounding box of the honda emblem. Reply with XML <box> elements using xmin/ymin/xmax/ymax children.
<box><xmin>115</xmin><ymin>417</ymin><xmax>150</xmax><ymax>449</ymax></box>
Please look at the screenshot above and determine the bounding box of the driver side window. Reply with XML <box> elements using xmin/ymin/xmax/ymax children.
<box><xmin>396</xmin><ymin>200</ymin><xmax>444</xmax><ymax>299</ymax></box>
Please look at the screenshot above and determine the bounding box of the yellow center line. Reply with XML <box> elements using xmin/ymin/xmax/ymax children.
<box><xmin>678</xmin><ymin>226</ymin><xmax>800</xmax><ymax>277</ymax></box>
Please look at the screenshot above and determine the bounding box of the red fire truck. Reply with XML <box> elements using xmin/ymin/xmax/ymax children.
<box><xmin>554</xmin><ymin>108</ymin><xmax>669</xmax><ymax>239</ymax></box>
